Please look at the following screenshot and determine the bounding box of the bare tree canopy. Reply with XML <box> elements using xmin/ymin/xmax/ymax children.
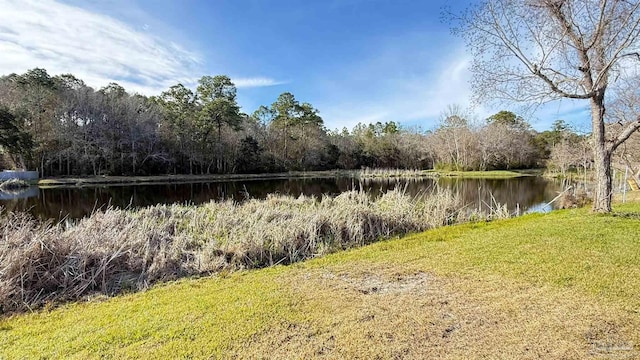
<box><xmin>451</xmin><ymin>0</ymin><xmax>640</xmax><ymax>212</ymax></box>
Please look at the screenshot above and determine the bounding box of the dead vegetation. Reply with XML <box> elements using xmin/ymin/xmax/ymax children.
<box><xmin>356</xmin><ymin>168</ymin><xmax>427</xmax><ymax>179</ymax></box>
<box><xmin>557</xmin><ymin>188</ymin><xmax>592</xmax><ymax>209</ymax></box>
<box><xmin>0</xmin><ymin>188</ymin><xmax>466</xmax><ymax>314</ymax></box>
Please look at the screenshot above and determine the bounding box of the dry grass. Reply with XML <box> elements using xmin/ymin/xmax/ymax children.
<box><xmin>432</xmin><ymin>169</ymin><xmax>534</xmax><ymax>178</ymax></box>
<box><xmin>236</xmin><ymin>267</ymin><xmax>638</xmax><ymax>359</ymax></box>
<box><xmin>1</xmin><ymin>203</ymin><xmax>639</xmax><ymax>358</ymax></box>
<box><xmin>231</xmin><ymin>203</ymin><xmax>640</xmax><ymax>359</ymax></box>
<box><xmin>357</xmin><ymin>168</ymin><xmax>428</xmax><ymax>178</ymax></box>
<box><xmin>616</xmin><ymin>190</ymin><xmax>640</xmax><ymax>203</ymax></box>
<box><xmin>353</xmin><ymin>168</ymin><xmax>533</xmax><ymax>180</ymax></box>
<box><xmin>0</xmin><ymin>188</ymin><xmax>463</xmax><ymax>314</ymax></box>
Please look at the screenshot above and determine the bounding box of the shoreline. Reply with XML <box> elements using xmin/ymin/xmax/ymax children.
<box><xmin>425</xmin><ymin>169</ymin><xmax>540</xmax><ymax>179</ymax></box>
<box><xmin>36</xmin><ymin>170</ymin><xmax>352</xmax><ymax>188</ymax></box>
<box><xmin>35</xmin><ymin>169</ymin><xmax>541</xmax><ymax>188</ymax></box>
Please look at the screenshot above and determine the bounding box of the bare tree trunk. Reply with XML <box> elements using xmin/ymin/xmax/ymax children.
<box><xmin>16</xmin><ymin>154</ymin><xmax>24</xmax><ymax>170</ymax></box>
<box><xmin>591</xmin><ymin>97</ymin><xmax>612</xmax><ymax>213</ymax></box>
<box><xmin>592</xmin><ymin>146</ymin><xmax>612</xmax><ymax>213</ymax></box>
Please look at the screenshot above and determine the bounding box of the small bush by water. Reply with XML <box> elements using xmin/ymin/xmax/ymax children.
<box><xmin>0</xmin><ymin>188</ymin><xmax>472</xmax><ymax>314</ymax></box>
<box><xmin>0</xmin><ymin>178</ymin><xmax>29</xmax><ymax>191</ymax></box>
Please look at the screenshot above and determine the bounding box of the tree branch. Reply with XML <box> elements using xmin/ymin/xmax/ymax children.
<box><xmin>610</xmin><ymin>117</ymin><xmax>640</xmax><ymax>152</ymax></box>
<box><xmin>532</xmin><ymin>67</ymin><xmax>595</xmax><ymax>98</ymax></box>
<box><xmin>620</xmin><ymin>52</ymin><xmax>640</xmax><ymax>60</ymax></box>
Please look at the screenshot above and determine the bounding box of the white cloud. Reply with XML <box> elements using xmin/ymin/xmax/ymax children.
<box><xmin>233</xmin><ymin>77</ymin><xmax>286</xmax><ymax>89</ymax></box>
<box><xmin>0</xmin><ymin>0</ymin><xmax>279</xmax><ymax>94</ymax></box>
<box><xmin>319</xmin><ymin>48</ymin><xmax>480</xmax><ymax>131</ymax></box>
<box><xmin>0</xmin><ymin>0</ymin><xmax>201</xmax><ymax>94</ymax></box>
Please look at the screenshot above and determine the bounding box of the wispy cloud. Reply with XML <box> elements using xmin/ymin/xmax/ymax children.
<box><xmin>0</xmin><ymin>0</ymin><xmax>280</xmax><ymax>95</ymax></box>
<box><xmin>0</xmin><ymin>0</ymin><xmax>202</xmax><ymax>94</ymax></box>
<box><xmin>233</xmin><ymin>77</ymin><xmax>286</xmax><ymax>89</ymax></box>
<box><xmin>318</xmin><ymin>43</ymin><xmax>481</xmax><ymax>131</ymax></box>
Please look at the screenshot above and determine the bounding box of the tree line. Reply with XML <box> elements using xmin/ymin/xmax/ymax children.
<box><xmin>0</xmin><ymin>68</ymin><xmax>602</xmax><ymax>178</ymax></box>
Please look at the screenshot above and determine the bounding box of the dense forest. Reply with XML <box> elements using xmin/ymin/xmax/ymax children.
<box><xmin>0</xmin><ymin>68</ymin><xmax>625</xmax><ymax>178</ymax></box>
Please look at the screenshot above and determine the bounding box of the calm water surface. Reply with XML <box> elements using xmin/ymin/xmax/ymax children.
<box><xmin>0</xmin><ymin>176</ymin><xmax>571</xmax><ymax>221</ymax></box>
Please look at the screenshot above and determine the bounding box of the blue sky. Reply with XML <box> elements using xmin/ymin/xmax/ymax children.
<box><xmin>0</xmin><ymin>0</ymin><xmax>591</xmax><ymax>132</ymax></box>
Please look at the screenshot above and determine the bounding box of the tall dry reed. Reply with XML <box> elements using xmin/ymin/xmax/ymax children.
<box><xmin>357</xmin><ymin>168</ymin><xmax>428</xmax><ymax>179</ymax></box>
<box><xmin>0</xmin><ymin>188</ymin><xmax>464</xmax><ymax>313</ymax></box>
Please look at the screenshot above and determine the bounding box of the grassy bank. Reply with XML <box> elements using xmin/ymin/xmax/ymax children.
<box><xmin>0</xmin><ymin>189</ymin><xmax>462</xmax><ymax>313</ymax></box>
<box><xmin>544</xmin><ymin>170</ymin><xmax>595</xmax><ymax>181</ymax></box>
<box><xmin>357</xmin><ymin>168</ymin><xmax>538</xmax><ymax>179</ymax></box>
<box><xmin>616</xmin><ymin>190</ymin><xmax>640</xmax><ymax>202</ymax></box>
<box><xmin>1</xmin><ymin>202</ymin><xmax>639</xmax><ymax>358</ymax></box>
<box><xmin>427</xmin><ymin>169</ymin><xmax>540</xmax><ymax>178</ymax></box>
<box><xmin>544</xmin><ymin>168</ymin><xmax>633</xmax><ymax>182</ymax></box>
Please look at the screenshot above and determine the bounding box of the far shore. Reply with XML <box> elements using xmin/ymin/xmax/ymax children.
<box><xmin>35</xmin><ymin>169</ymin><xmax>541</xmax><ymax>188</ymax></box>
<box><xmin>36</xmin><ymin>170</ymin><xmax>351</xmax><ymax>188</ymax></box>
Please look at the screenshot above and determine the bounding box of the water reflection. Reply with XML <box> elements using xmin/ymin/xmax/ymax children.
<box><xmin>0</xmin><ymin>186</ymin><xmax>39</xmax><ymax>201</ymax></box>
<box><xmin>0</xmin><ymin>177</ymin><xmax>570</xmax><ymax>221</ymax></box>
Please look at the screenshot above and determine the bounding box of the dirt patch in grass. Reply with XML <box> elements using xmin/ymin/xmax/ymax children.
<box><xmin>233</xmin><ymin>267</ymin><xmax>638</xmax><ymax>359</ymax></box>
<box><xmin>320</xmin><ymin>271</ymin><xmax>432</xmax><ymax>295</ymax></box>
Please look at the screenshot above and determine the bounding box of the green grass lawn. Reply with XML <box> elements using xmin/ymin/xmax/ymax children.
<box><xmin>2</xmin><ymin>202</ymin><xmax>639</xmax><ymax>359</ymax></box>
<box><xmin>426</xmin><ymin>169</ymin><xmax>538</xmax><ymax>178</ymax></box>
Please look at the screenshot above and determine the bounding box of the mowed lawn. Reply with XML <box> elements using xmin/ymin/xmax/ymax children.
<box><xmin>1</xmin><ymin>203</ymin><xmax>640</xmax><ymax>359</ymax></box>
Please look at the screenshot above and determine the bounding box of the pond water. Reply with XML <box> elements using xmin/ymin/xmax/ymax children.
<box><xmin>0</xmin><ymin>176</ymin><xmax>574</xmax><ymax>221</ymax></box>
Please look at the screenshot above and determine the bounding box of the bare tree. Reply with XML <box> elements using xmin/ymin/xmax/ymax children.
<box><xmin>430</xmin><ymin>105</ymin><xmax>480</xmax><ymax>170</ymax></box>
<box><xmin>396</xmin><ymin>129</ymin><xmax>433</xmax><ymax>169</ymax></box>
<box><xmin>452</xmin><ymin>0</ymin><xmax>640</xmax><ymax>212</ymax></box>
<box><xmin>548</xmin><ymin>137</ymin><xmax>589</xmax><ymax>177</ymax></box>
